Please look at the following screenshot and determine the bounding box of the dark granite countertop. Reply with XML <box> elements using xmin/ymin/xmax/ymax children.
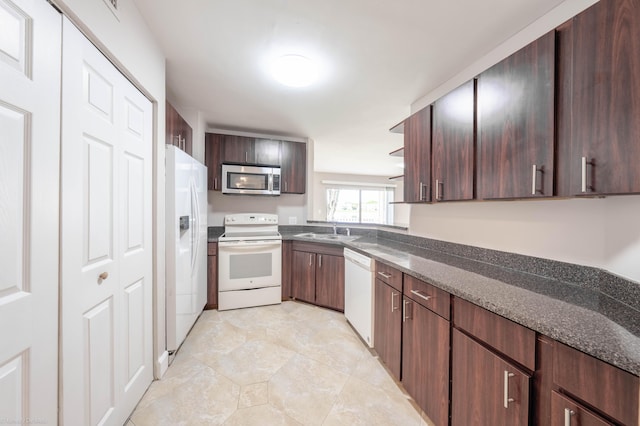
<box><xmin>212</xmin><ymin>226</ymin><xmax>640</xmax><ymax>376</ymax></box>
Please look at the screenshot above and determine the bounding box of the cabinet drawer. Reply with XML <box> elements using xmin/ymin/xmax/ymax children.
<box><xmin>550</xmin><ymin>391</ymin><xmax>613</xmax><ymax>426</ymax></box>
<box><xmin>404</xmin><ymin>274</ymin><xmax>450</xmax><ymax>320</ymax></box>
<box><xmin>208</xmin><ymin>242</ymin><xmax>217</xmax><ymax>256</ymax></box>
<box><xmin>375</xmin><ymin>261</ymin><xmax>402</xmax><ymax>291</ymax></box>
<box><xmin>291</xmin><ymin>241</ymin><xmax>343</xmax><ymax>257</ymax></box>
<box><xmin>553</xmin><ymin>341</ymin><xmax>639</xmax><ymax>426</ymax></box>
<box><xmin>454</xmin><ymin>297</ymin><xmax>535</xmax><ymax>370</ymax></box>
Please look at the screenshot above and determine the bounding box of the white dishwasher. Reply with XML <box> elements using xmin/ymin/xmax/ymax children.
<box><xmin>344</xmin><ymin>248</ymin><xmax>374</xmax><ymax>347</ymax></box>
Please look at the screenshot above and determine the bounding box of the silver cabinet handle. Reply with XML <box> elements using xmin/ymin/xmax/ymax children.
<box><xmin>318</xmin><ymin>254</ymin><xmax>322</xmax><ymax>268</ymax></box>
<box><xmin>419</xmin><ymin>182</ymin><xmax>426</xmax><ymax>201</ymax></box>
<box><xmin>581</xmin><ymin>156</ymin><xmax>594</xmax><ymax>193</ymax></box>
<box><xmin>581</xmin><ymin>156</ymin><xmax>587</xmax><ymax>192</ymax></box>
<box><xmin>309</xmin><ymin>253</ymin><xmax>312</xmax><ymax>267</ymax></box>
<box><xmin>284</xmin><ymin>181</ymin><xmax>288</xmax><ymax>192</ymax></box>
<box><xmin>435</xmin><ymin>179</ymin><xmax>444</xmax><ymax>201</ymax></box>
<box><xmin>410</xmin><ymin>289</ymin><xmax>431</xmax><ymax>301</ymax></box>
<box><xmin>564</xmin><ymin>408</ymin><xmax>575</xmax><ymax>426</ymax></box>
<box><xmin>391</xmin><ymin>292</ymin><xmax>399</xmax><ymax>312</ymax></box>
<box><xmin>377</xmin><ymin>271</ymin><xmax>392</xmax><ymax>279</ymax></box>
<box><xmin>503</xmin><ymin>370</ymin><xmax>515</xmax><ymax>408</ymax></box>
<box><xmin>245</xmin><ymin>151</ymin><xmax>249</xmax><ymax>162</ymax></box>
<box><xmin>402</xmin><ymin>299</ymin><xmax>411</xmax><ymax>322</ymax></box>
<box><xmin>531</xmin><ymin>164</ymin><xmax>538</xmax><ymax>195</ymax></box>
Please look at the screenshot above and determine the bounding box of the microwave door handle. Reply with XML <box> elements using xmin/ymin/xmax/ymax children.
<box><xmin>268</xmin><ymin>174</ymin><xmax>273</xmax><ymax>192</ymax></box>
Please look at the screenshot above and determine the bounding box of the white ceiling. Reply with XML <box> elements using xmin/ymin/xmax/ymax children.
<box><xmin>133</xmin><ymin>0</ymin><xmax>566</xmax><ymax>176</ymax></box>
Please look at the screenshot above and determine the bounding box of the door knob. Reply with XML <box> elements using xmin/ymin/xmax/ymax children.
<box><xmin>98</xmin><ymin>272</ymin><xmax>109</xmax><ymax>283</ymax></box>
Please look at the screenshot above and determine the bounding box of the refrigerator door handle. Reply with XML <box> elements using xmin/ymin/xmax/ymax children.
<box><xmin>190</xmin><ymin>178</ymin><xmax>200</xmax><ymax>275</ymax></box>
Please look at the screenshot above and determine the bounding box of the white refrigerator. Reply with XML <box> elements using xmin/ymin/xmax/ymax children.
<box><xmin>166</xmin><ymin>145</ymin><xmax>208</xmax><ymax>353</ymax></box>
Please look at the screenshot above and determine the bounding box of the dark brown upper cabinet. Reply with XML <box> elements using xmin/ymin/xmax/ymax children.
<box><xmin>221</xmin><ymin>135</ymin><xmax>255</xmax><ymax>164</ymax></box>
<box><xmin>254</xmin><ymin>138</ymin><xmax>281</xmax><ymax>166</ymax></box>
<box><xmin>477</xmin><ymin>31</ymin><xmax>555</xmax><ymax>199</ymax></box>
<box><xmin>205</xmin><ymin>133</ymin><xmax>223</xmax><ymax>191</ymax></box>
<box><xmin>166</xmin><ymin>101</ymin><xmax>192</xmax><ymax>155</ymax></box>
<box><xmin>404</xmin><ymin>107</ymin><xmax>432</xmax><ymax>202</ymax></box>
<box><xmin>221</xmin><ymin>135</ymin><xmax>280</xmax><ymax>166</ymax></box>
<box><xmin>280</xmin><ymin>141</ymin><xmax>306</xmax><ymax>194</ymax></box>
<box><xmin>556</xmin><ymin>0</ymin><xmax>640</xmax><ymax>196</ymax></box>
<box><xmin>432</xmin><ymin>80</ymin><xmax>475</xmax><ymax>202</ymax></box>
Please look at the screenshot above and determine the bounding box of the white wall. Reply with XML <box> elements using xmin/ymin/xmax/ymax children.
<box><xmin>208</xmin><ymin>191</ymin><xmax>307</xmax><ymax>227</ymax></box>
<box><xmin>53</xmin><ymin>0</ymin><xmax>169</xmax><ymax>377</ymax></box>
<box><xmin>409</xmin><ymin>0</ymin><xmax>640</xmax><ymax>284</ymax></box>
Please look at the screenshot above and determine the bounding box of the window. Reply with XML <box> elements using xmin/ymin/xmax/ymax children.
<box><xmin>326</xmin><ymin>185</ymin><xmax>394</xmax><ymax>225</ymax></box>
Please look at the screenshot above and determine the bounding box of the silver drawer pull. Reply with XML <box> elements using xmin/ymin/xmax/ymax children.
<box><xmin>377</xmin><ymin>271</ymin><xmax>392</xmax><ymax>279</ymax></box>
<box><xmin>503</xmin><ymin>370</ymin><xmax>515</xmax><ymax>408</ymax></box>
<box><xmin>564</xmin><ymin>408</ymin><xmax>575</xmax><ymax>426</ymax></box>
<box><xmin>410</xmin><ymin>289</ymin><xmax>431</xmax><ymax>301</ymax></box>
<box><xmin>391</xmin><ymin>292</ymin><xmax>399</xmax><ymax>312</ymax></box>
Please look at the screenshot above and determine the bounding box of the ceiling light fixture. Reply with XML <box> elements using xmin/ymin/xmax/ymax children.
<box><xmin>271</xmin><ymin>54</ymin><xmax>318</xmax><ymax>88</ymax></box>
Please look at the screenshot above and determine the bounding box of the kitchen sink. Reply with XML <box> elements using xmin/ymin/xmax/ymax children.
<box><xmin>293</xmin><ymin>232</ymin><xmax>357</xmax><ymax>241</ymax></box>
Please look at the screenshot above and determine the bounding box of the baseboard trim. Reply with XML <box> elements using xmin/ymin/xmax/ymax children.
<box><xmin>155</xmin><ymin>350</ymin><xmax>169</xmax><ymax>379</ymax></box>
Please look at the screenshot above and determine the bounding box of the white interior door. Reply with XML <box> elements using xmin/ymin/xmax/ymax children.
<box><xmin>60</xmin><ymin>17</ymin><xmax>153</xmax><ymax>426</ymax></box>
<box><xmin>0</xmin><ymin>0</ymin><xmax>60</xmax><ymax>423</ymax></box>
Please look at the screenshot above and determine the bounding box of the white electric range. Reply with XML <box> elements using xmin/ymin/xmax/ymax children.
<box><xmin>217</xmin><ymin>213</ymin><xmax>282</xmax><ymax>310</ymax></box>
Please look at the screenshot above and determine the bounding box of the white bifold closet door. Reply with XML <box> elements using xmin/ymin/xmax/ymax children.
<box><xmin>60</xmin><ymin>17</ymin><xmax>153</xmax><ymax>426</ymax></box>
<box><xmin>0</xmin><ymin>0</ymin><xmax>61</xmax><ymax>423</ymax></box>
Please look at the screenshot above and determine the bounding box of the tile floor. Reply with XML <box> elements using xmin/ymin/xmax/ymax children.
<box><xmin>128</xmin><ymin>301</ymin><xmax>432</xmax><ymax>425</ymax></box>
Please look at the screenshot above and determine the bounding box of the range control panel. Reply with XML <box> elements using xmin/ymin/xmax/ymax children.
<box><xmin>224</xmin><ymin>213</ymin><xmax>278</xmax><ymax>226</ymax></box>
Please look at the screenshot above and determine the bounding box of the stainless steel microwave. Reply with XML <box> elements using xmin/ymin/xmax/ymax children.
<box><xmin>221</xmin><ymin>164</ymin><xmax>281</xmax><ymax>195</ymax></box>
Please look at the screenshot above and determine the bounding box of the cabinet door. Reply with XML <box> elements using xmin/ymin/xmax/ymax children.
<box><xmin>281</xmin><ymin>241</ymin><xmax>292</xmax><ymax>300</ymax></box>
<box><xmin>165</xmin><ymin>101</ymin><xmax>179</xmax><ymax>148</ymax></box>
<box><xmin>291</xmin><ymin>250</ymin><xmax>315</xmax><ymax>303</ymax></box>
<box><xmin>315</xmin><ymin>254</ymin><xmax>344</xmax><ymax>311</ymax></box>
<box><xmin>281</xmin><ymin>141</ymin><xmax>307</xmax><ymax>194</ymax></box>
<box><xmin>404</xmin><ymin>107</ymin><xmax>432</xmax><ymax>202</ymax></box>
<box><xmin>451</xmin><ymin>329</ymin><xmax>530</xmax><ymax>426</ymax></box>
<box><xmin>222</xmin><ymin>135</ymin><xmax>255</xmax><ymax>164</ymax></box>
<box><xmin>205</xmin><ymin>254</ymin><xmax>217</xmax><ymax>309</ymax></box>
<box><xmin>557</xmin><ymin>0</ymin><xmax>640</xmax><ymax>196</ymax></box>
<box><xmin>205</xmin><ymin>133</ymin><xmax>223</xmax><ymax>190</ymax></box>
<box><xmin>477</xmin><ymin>31</ymin><xmax>555</xmax><ymax>199</ymax></box>
<box><xmin>551</xmin><ymin>391</ymin><xmax>613</xmax><ymax>426</ymax></box>
<box><xmin>166</xmin><ymin>101</ymin><xmax>192</xmax><ymax>155</ymax></box>
<box><xmin>432</xmin><ymin>80</ymin><xmax>475</xmax><ymax>201</ymax></box>
<box><xmin>374</xmin><ymin>280</ymin><xmax>402</xmax><ymax>380</ymax></box>
<box><xmin>402</xmin><ymin>299</ymin><xmax>450</xmax><ymax>426</ymax></box>
<box><xmin>254</xmin><ymin>138</ymin><xmax>281</xmax><ymax>166</ymax></box>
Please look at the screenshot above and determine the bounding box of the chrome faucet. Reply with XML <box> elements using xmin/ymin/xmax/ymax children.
<box><xmin>346</xmin><ymin>228</ymin><xmax>351</xmax><ymax>236</ymax></box>
<box><xmin>332</xmin><ymin>223</ymin><xmax>338</xmax><ymax>235</ymax></box>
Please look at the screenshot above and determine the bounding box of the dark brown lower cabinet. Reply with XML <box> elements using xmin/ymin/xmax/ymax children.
<box><xmin>551</xmin><ymin>391</ymin><xmax>613</xmax><ymax>426</ymax></box>
<box><xmin>205</xmin><ymin>243</ymin><xmax>217</xmax><ymax>309</ymax></box>
<box><xmin>553</xmin><ymin>341</ymin><xmax>639</xmax><ymax>425</ymax></box>
<box><xmin>281</xmin><ymin>240</ymin><xmax>292</xmax><ymax>300</ymax></box>
<box><xmin>402</xmin><ymin>298</ymin><xmax>450</xmax><ymax>426</ymax></box>
<box><xmin>451</xmin><ymin>328</ymin><xmax>530</xmax><ymax>426</ymax></box>
<box><xmin>291</xmin><ymin>242</ymin><xmax>344</xmax><ymax>312</ymax></box>
<box><xmin>314</xmin><ymin>253</ymin><xmax>344</xmax><ymax>311</ymax></box>
<box><xmin>291</xmin><ymin>250</ymin><xmax>315</xmax><ymax>303</ymax></box>
<box><xmin>373</xmin><ymin>279</ymin><xmax>402</xmax><ymax>380</ymax></box>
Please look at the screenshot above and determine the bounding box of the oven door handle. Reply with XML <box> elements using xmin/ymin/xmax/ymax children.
<box><xmin>218</xmin><ymin>240</ymin><xmax>282</xmax><ymax>250</ymax></box>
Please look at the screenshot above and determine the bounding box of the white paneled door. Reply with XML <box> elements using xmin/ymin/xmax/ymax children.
<box><xmin>0</xmin><ymin>0</ymin><xmax>61</xmax><ymax>423</ymax></box>
<box><xmin>60</xmin><ymin>17</ymin><xmax>153</xmax><ymax>426</ymax></box>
